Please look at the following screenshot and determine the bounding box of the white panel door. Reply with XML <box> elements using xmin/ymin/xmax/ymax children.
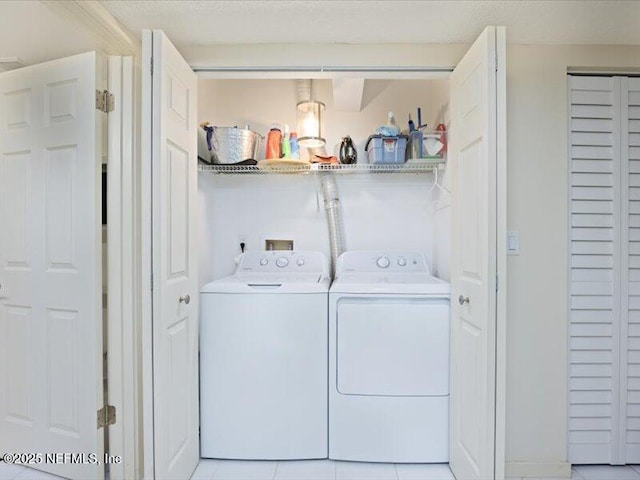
<box><xmin>449</xmin><ymin>26</ymin><xmax>503</xmax><ymax>480</ymax></box>
<box><xmin>143</xmin><ymin>30</ymin><xmax>199</xmax><ymax>480</ymax></box>
<box><xmin>0</xmin><ymin>52</ymin><xmax>104</xmax><ymax>479</ymax></box>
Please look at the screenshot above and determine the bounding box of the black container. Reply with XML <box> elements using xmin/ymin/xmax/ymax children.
<box><xmin>339</xmin><ymin>136</ymin><xmax>358</xmax><ymax>164</ymax></box>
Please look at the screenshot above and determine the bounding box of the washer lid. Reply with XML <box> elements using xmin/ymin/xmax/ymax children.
<box><xmin>202</xmin><ymin>275</ymin><xmax>330</xmax><ymax>294</ymax></box>
<box><xmin>201</xmin><ymin>251</ymin><xmax>331</xmax><ymax>294</ymax></box>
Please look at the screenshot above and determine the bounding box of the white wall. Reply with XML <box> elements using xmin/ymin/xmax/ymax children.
<box><xmin>197</xmin><ymin>79</ymin><xmax>448</xmax><ymax>283</ymax></box>
<box><xmin>199</xmin><ymin>173</ymin><xmax>440</xmax><ymax>282</ymax></box>
<box><xmin>504</xmin><ymin>45</ymin><xmax>640</xmax><ymax>477</ymax></box>
<box><xmin>429</xmin><ymin>81</ymin><xmax>452</xmax><ymax>281</ymax></box>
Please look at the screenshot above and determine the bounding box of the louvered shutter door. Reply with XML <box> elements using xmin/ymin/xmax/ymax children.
<box><xmin>625</xmin><ymin>77</ymin><xmax>640</xmax><ymax>462</ymax></box>
<box><xmin>569</xmin><ymin>75</ymin><xmax>621</xmax><ymax>464</ymax></box>
<box><xmin>569</xmin><ymin>75</ymin><xmax>640</xmax><ymax>465</ymax></box>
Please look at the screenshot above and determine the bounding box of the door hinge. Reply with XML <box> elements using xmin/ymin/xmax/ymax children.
<box><xmin>95</xmin><ymin>89</ymin><xmax>114</xmax><ymax>113</ymax></box>
<box><xmin>496</xmin><ymin>274</ymin><xmax>499</xmax><ymax>292</ymax></box>
<box><xmin>150</xmin><ymin>57</ymin><xmax>154</xmax><ymax>76</ymax></box>
<box><xmin>97</xmin><ymin>405</ymin><xmax>116</xmax><ymax>428</ymax></box>
<box><xmin>150</xmin><ymin>274</ymin><xmax>154</xmax><ymax>291</ymax></box>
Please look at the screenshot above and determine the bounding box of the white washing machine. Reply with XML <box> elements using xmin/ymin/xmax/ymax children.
<box><xmin>200</xmin><ymin>251</ymin><xmax>329</xmax><ymax>460</ymax></box>
<box><xmin>329</xmin><ymin>250</ymin><xmax>451</xmax><ymax>463</ymax></box>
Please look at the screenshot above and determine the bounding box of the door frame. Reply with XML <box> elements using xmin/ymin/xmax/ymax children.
<box><xmin>106</xmin><ymin>55</ymin><xmax>141</xmax><ymax>480</ymax></box>
<box><xmin>140</xmin><ymin>30</ymin><xmax>155</xmax><ymax>480</ymax></box>
<box><xmin>139</xmin><ymin>47</ymin><xmax>507</xmax><ymax>480</ymax></box>
<box><xmin>495</xmin><ymin>26</ymin><xmax>507</xmax><ymax>480</ymax></box>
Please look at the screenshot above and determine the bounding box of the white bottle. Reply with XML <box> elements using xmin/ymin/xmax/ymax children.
<box><xmin>385</xmin><ymin>111</ymin><xmax>400</xmax><ymax>135</ymax></box>
<box><xmin>387</xmin><ymin>111</ymin><xmax>397</xmax><ymax>127</ymax></box>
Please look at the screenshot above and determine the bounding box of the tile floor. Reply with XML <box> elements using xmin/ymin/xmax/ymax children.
<box><xmin>189</xmin><ymin>460</ymin><xmax>455</xmax><ymax>480</ymax></box>
<box><xmin>1</xmin><ymin>460</ymin><xmax>640</xmax><ymax>480</ymax></box>
<box><xmin>572</xmin><ymin>465</ymin><xmax>640</xmax><ymax>480</ymax></box>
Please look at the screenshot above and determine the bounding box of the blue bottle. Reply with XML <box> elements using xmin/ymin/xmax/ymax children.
<box><xmin>290</xmin><ymin>132</ymin><xmax>300</xmax><ymax>159</ymax></box>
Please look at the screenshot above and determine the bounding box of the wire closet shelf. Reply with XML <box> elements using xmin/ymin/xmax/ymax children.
<box><xmin>198</xmin><ymin>161</ymin><xmax>445</xmax><ymax>175</ymax></box>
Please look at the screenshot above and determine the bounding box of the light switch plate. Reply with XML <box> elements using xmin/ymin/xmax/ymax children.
<box><xmin>507</xmin><ymin>230</ymin><xmax>520</xmax><ymax>255</ymax></box>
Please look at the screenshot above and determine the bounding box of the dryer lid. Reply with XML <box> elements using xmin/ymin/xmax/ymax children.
<box><xmin>336</xmin><ymin>250</ymin><xmax>430</xmax><ymax>275</ymax></box>
<box><xmin>331</xmin><ymin>250</ymin><xmax>450</xmax><ymax>295</ymax></box>
<box><xmin>330</xmin><ymin>275</ymin><xmax>450</xmax><ymax>295</ymax></box>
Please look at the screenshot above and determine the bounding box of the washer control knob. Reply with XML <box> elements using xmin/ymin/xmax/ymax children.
<box><xmin>397</xmin><ymin>257</ymin><xmax>407</xmax><ymax>266</ymax></box>
<box><xmin>297</xmin><ymin>258</ymin><xmax>305</xmax><ymax>266</ymax></box>
<box><xmin>276</xmin><ymin>257</ymin><xmax>289</xmax><ymax>268</ymax></box>
<box><xmin>376</xmin><ymin>256</ymin><xmax>390</xmax><ymax>269</ymax></box>
<box><xmin>259</xmin><ymin>258</ymin><xmax>268</xmax><ymax>266</ymax></box>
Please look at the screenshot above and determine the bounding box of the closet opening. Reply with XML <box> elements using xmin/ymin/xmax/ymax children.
<box><xmin>141</xmin><ymin>27</ymin><xmax>506</xmax><ymax>480</ymax></box>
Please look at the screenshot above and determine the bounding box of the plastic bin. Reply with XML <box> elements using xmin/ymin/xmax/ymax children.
<box><xmin>365</xmin><ymin>135</ymin><xmax>408</xmax><ymax>164</ymax></box>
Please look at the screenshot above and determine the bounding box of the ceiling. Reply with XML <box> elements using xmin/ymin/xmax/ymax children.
<box><xmin>100</xmin><ymin>0</ymin><xmax>640</xmax><ymax>46</ymax></box>
<box><xmin>0</xmin><ymin>1</ymin><xmax>101</xmax><ymax>70</ymax></box>
<box><xmin>0</xmin><ymin>0</ymin><xmax>638</xmax><ymax>72</ymax></box>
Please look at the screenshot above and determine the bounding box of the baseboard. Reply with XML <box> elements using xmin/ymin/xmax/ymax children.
<box><xmin>505</xmin><ymin>461</ymin><xmax>572</xmax><ymax>479</ymax></box>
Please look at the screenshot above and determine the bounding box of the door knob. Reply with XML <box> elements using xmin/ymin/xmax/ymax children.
<box><xmin>179</xmin><ymin>294</ymin><xmax>191</xmax><ymax>305</ymax></box>
<box><xmin>458</xmin><ymin>295</ymin><xmax>470</xmax><ymax>305</ymax></box>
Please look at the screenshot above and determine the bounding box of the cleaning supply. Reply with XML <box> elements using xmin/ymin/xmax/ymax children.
<box><xmin>281</xmin><ymin>124</ymin><xmax>291</xmax><ymax>158</ymax></box>
<box><xmin>417</xmin><ymin>107</ymin><xmax>427</xmax><ymax>129</ymax></box>
<box><xmin>375</xmin><ymin>111</ymin><xmax>401</xmax><ymax>136</ymax></box>
<box><xmin>436</xmin><ymin>123</ymin><xmax>447</xmax><ymax>154</ymax></box>
<box><xmin>339</xmin><ymin>136</ymin><xmax>357</xmax><ymax>164</ymax></box>
<box><xmin>290</xmin><ymin>132</ymin><xmax>299</xmax><ymax>159</ymax></box>
<box><xmin>265</xmin><ymin>124</ymin><xmax>282</xmax><ymax>159</ymax></box>
<box><xmin>409</xmin><ymin>130</ymin><xmax>423</xmax><ymax>159</ymax></box>
<box><xmin>386</xmin><ymin>111</ymin><xmax>400</xmax><ymax>134</ymax></box>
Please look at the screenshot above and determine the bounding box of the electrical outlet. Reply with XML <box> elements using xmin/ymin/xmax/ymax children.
<box><xmin>238</xmin><ymin>234</ymin><xmax>247</xmax><ymax>253</ymax></box>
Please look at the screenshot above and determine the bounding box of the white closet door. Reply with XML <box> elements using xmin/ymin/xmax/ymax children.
<box><xmin>624</xmin><ymin>77</ymin><xmax>640</xmax><ymax>463</ymax></box>
<box><xmin>449</xmin><ymin>26</ymin><xmax>504</xmax><ymax>480</ymax></box>
<box><xmin>568</xmin><ymin>75</ymin><xmax>621</xmax><ymax>464</ymax></box>
<box><xmin>143</xmin><ymin>30</ymin><xmax>199</xmax><ymax>480</ymax></box>
<box><xmin>0</xmin><ymin>52</ymin><xmax>105</xmax><ymax>479</ymax></box>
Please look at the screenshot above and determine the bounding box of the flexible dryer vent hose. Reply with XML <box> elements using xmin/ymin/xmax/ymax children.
<box><xmin>296</xmin><ymin>79</ymin><xmax>312</xmax><ymax>102</ymax></box>
<box><xmin>320</xmin><ymin>172</ymin><xmax>344</xmax><ymax>278</ymax></box>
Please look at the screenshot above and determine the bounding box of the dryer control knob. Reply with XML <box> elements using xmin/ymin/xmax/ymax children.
<box><xmin>259</xmin><ymin>258</ymin><xmax>268</xmax><ymax>266</ymax></box>
<box><xmin>276</xmin><ymin>257</ymin><xmax>289</xmax><ymax>268</ymax></box>
<box><xmin>297</xmin><ymin>258</ymin><xmax>305</xmax><ymax>266</ymax></box>
<box><xmin>397</xmin><ymin>258</ymin><xmax>407</xmax><ymax>266</ymax></box>
<box><xmin>376</xmin><ymin>256</ymin><xmax>390</xmax><ymax>269</ymax></box>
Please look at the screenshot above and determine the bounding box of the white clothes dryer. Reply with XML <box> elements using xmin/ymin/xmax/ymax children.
<box><xmin>329</xmin><ymin>251</ymin><xmax>451</xmax><ymax>463</ymax></box>
<box><xmin>200</xmin><ymin>251</ymin><xmax>329</xmax><ymax>460</ymax></box>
